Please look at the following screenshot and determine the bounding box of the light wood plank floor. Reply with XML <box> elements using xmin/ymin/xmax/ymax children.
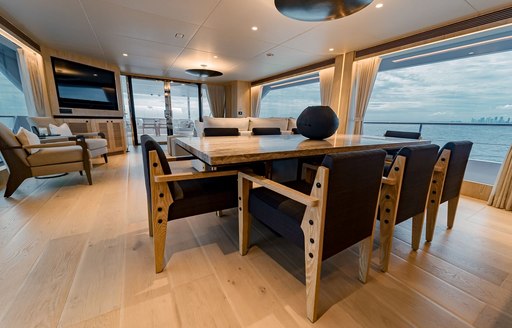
<box><xmin>0</xmin><ymin>148</ymin><xmax>511</xmax><ymax>327</ymax></box>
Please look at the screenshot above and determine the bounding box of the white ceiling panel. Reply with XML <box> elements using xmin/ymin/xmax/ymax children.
<box><xmin>171</xmin><ymin>49</ymin><xmax>243</xmax><ymax>73</ymax></box>
<box><xmin>0</xmin><ymin>0</ymin><xmax>99</xmax><ymax>51</ymax></box>
<box><xmin>1</xmin><ymin>0</ymin><xmax>511</xmax><ymax>82</ymax></box>
<box><xmin>203</xmin><ymin>0</ymin><xmax>318</xmax><ymax>44</ymax></box>
<box><xmin>82</xmin><ymin>0</ymin><xmax>199</xmax><ymax>47</ymax></box>
<box><xmin>252</xmin><ymin>46</ymin><xmax>331</xmax><ymax>66</ymax></box>
<box><xmin>465</xmin><ymin>0</ymin><xmax>512</xmax><ymax>12</ymax></box>
<box><xmin>187</xmin><ymin>27</ymin><xmax>277</xmax><ymax>59</ymax></box>
<box><xmin>99</xmin><ymin>34</ymin><xmax>182</xmax><ymax>63</ymax></box>
<box><xmin>96</xmin><ymin>0</ymin><xmax>220</xmax><ymax>25</ymax></box>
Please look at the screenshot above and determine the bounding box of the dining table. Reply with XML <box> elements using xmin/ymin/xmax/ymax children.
<box><xmin>174</xmin><ymin>134</ymin><xmax>430</xmax><ymax>168</ymax></box>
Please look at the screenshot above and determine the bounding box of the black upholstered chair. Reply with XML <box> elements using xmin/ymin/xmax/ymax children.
<box><xmin>203</xmin><ymin>127</ymin><xmax>240</xmax><ymax>136</ymax></box>
<box><xmin>141</xmin><ymin>135</ymin><xmax>238</xmax><ymax>272</ymax></box>
<box><xmin>252</xmin><ymin>127</ymin><xmax>281</xmax><ymax>135</ymax></box>
<box><xmin>384</xmin><ymin>130</ymin><xmax>422</xmax><ymax>158</ymax></box>
<box><xmin>378</xmin><ymin>144</ymin><xmax>439</xmax><ymax>272</ymax></box>
<box><xmin>425</xmin><ymin>141</ymin><xmax>473</xmax><ymax>242</ymax></box>
<box><xmin>238</xmin><ymin>149</ymin><xmax>386</xmax><ymax>322</ymax></box>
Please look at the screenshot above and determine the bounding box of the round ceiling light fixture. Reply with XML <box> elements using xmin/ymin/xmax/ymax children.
<box><xmin>274</xmin><ymin>0</ymin><xmax>374</xmax><ymax>21</ymax></box>
<box><xmin>185</xmin><ymin>68</ymin><xmax>223</xmax><ymax>78</ymax></box>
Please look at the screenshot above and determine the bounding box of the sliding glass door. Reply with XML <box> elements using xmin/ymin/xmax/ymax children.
<box><xmin>130</xmin><ymin>78</ymin><xmax>167</xmax><ymax>143</ymax></box>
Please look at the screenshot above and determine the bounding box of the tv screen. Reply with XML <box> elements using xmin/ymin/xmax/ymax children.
<box><xmin>51</xmin><ymin>57</ymin><xmax>119</xmax><ymax>111</ymax></box>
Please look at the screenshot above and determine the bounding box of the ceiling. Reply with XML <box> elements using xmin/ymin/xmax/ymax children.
<box><xmin>0</xmin><ymin>0</ymin><xmax>511</xmax><ymax>83</ymax></box>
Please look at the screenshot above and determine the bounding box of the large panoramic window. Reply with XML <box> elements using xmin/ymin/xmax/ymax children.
<box><xmin>0</xmin><ymin>35</ymin><xmax>28</xmax><ymax>130</ymax></box>
<box><xmin>365</xmin><ymin>50</ymin><xmax>512</xmax><ymax>163</ymax></box>
<box><xmin>259</xmin><ymin>72</ymin><xmax>320</xmax><ymax>118</ymax></box>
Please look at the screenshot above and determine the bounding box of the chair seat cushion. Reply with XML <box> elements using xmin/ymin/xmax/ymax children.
<box><xmin>168</xmin><ymin>175</ymin><xmax>238</xmax><ymax>220</ymax></box>
<box><xmin>27</xmin><ymin>145</ymin><xmax>83</xmax><ymax>166</ymax></box>
<box><xmin>249</xmin><ymin>180</ymin><xmax>312</xmax><ymax>248</ymax></box>
<box><xmin>85</xmin><ymin>138</ymin><xmax>107</xmax><ymax>150</ymax></box>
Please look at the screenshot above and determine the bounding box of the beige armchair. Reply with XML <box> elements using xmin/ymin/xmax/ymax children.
<box><xmin>28</xmin><ymin>116</ymin><xmax>108</xmax><ymax>163</ymax></box>
<box><xmin>0</xmin><ymin>122</ymin><xmax>92</xmax><ymax>197</ymax></box>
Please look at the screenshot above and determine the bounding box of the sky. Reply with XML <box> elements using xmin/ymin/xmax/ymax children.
<box><xmin>365</xmin><ymin>50</ymin><xmax>512</xmax><ymax>123</ymax></box>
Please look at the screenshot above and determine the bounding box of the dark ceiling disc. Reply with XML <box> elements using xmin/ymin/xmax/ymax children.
<box><xmin>274</xmin><ymin>0</ymin><xmax>373</xmax><ymax>22</ymax></box>
<box><xmin>185</xmin><ymin>69</ymin><xmax>223</xmax><ymax>77</ymax></box>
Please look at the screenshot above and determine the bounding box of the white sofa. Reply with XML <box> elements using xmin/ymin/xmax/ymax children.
<box><xmin>194</xmin><ymin>116</ymin><xmax>296</xmax><ymax>136</ymax></box>
<box><xmin>168</xmin><ymin>116</ymin><xmax>297</xmax><ymax>156</ymax></box>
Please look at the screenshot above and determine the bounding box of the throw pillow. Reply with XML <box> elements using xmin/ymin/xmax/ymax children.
<box><xmin>49</xmin><ymin>123</ymin><xmax>73</xmax><ymax>136</ymax></box>
<box><xmin>16</xmin><ymin>127</ymin><xmax>41</xmax><ymax>154</ymax></box>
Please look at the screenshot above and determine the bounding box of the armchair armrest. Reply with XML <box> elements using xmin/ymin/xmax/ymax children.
<box><xmin>154</xmin><ymin>169</ymin><xmax>238</xmax><ymax>183</ymax></box>
<box><xmin>23</xmin><ymin>141</ymin><xmax>77</xmax><ymax>149</ymax></box>
<box><xmin>238</xmin><ymin>172</ymin><xmax>319</xmax><ymax>207</ymax></box>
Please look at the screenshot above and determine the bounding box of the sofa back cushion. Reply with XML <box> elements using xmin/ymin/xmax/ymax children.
<box><xmin>203</xmin><ymin>117</ymin><xmax>249</xmax><ymax>131</ymax></box>
<box><xmin>249</xmin><ymin>117</ymin><xmax>289</xmax><ymax>131</ymax></box>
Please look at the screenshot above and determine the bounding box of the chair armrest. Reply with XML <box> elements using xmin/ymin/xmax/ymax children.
<box><xmin>381</xmin><ymin>176</ymin><xmax>397</xmax><ymax>186</ymax></box>
<box><xmin>23</xmin><ymin>141</ymin><xmax>77</xmax><ymax>149</ymax></box>
<box><xmin>166</xmin><ymin>154</ymin><xmax>196</xmax><ymax>162</ymax></box>
<box><xmin>154</xmin><ymin>169</ymin><xmax>238</xmax><ymax>183</ymax></box>
<box><xmin>239</xmin><ymin>172</ymin><xmax>319</xmax><ymax>207</ymax></box>
<box><xmin>434</xmin><ymin>164</ymin><xmax>444</xmax><ymax>172</ymax></box>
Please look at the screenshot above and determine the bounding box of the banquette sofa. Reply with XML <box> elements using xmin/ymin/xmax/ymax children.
<box><xmin>167</xmin><ymin>116</ymin><xmax>297</xmax><ymax>156</ymax></box>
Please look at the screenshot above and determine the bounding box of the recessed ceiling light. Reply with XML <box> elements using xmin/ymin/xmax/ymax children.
<box><xmin>329</xmin><ymin>48</ymin><xmax>334</xmax><ymax>52</ymax></box>
<box><xmin>122</xmin><ymin>53</ymin><xmax>128</xmax><ymax>57</ymax></box>
<box><xmin>251</xmin><ymin>26</ymin><xmax>258</xmax><ymax>31</ymax></box>
<box><xmin>213</xmin><ymin>55</ymin><xmax>218</xmax><ymax>59</ymax></box>
<box><xmin>376</xmin><ymin>3</ymin><xmax>383</xmax><ymax>8</ymax></box>
<box><xmin>175</xmin><ymin>33</ymin><xmax>185</xmax><ymax>38</ymax></box>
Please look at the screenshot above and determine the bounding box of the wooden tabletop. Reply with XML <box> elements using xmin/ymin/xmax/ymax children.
<box><xmin>175</xmin><ymin>134</ymin><xmax>430</xmax><ymax>166</ymax></box>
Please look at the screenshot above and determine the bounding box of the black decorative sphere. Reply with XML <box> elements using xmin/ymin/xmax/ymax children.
<box><xmin>297</xmin><ymin>106</ymin><xmax>339</xmax><ymax>139</ymax></box>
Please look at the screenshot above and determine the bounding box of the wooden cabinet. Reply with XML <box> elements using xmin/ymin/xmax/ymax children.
<box><xmin>61</xmin><ymin>118</ymin><xmax>127</xmax><ymax>154</ymax></box>
<box><xmin>92</xmin><ymin>119</ymin><xmax>126</xmax><ymax>153</ymax></box>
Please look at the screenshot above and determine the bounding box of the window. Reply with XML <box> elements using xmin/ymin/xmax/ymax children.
<box><xmin>259</xmin><ymin>72</ymin><xmax>320</xmax><ymax>118</ymax></box>
<box><xmin>0</xmin><ymin>35</ymin><xmax>28</xmax><ymax>130</ymax></box>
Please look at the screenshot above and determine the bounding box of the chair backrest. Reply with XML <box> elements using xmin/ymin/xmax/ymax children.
<box><xmin>203</xmin><ymin>127</ymin><xmax>240</xmax><ymax>137</ymax></box>
<box><xmin>320</xmin><ymin>149</ymin><xmax>386</xmax><ymax>260</ymax></box>
<box><xmin>390</xmin><ymin>144</ymin><xmax>440</xmax><ymax>224</ymax></box>
<box><xmin>141</xmin><ymin>135</ymin><xmax>180</xmax><ymax>215</ymax></box>
<box><xmin>0</xmin><ymin>122</ymin><xmax>30</xmax><ymax>169</ymax></box>
<box><xmin>384</xmin><ymin>130</ymin><xmax>421</xmax><ymax>139</ymax></box>
<box><xmin>440</xmin><ymin>141</ymin><xmax>473</xmax><ymax>203</ymax></box>
<box><xmin>252</xmin><ymin>127</ymin><xmax>281</xmax><ymax>135</ymax></box>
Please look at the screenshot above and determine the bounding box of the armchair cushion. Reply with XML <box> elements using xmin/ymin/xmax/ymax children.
<box><xmin>16</xmin><ymin>127</ymin><xmax>41</xmax><ymax>154</ymax></box>
<box><xmin>26</xmin><ymin>145</ymin><xmax>83</xmax><ymax>166</ymax></box>
<box><xmin>249</xmin><ymin>180</ymin><xmax>311</xmax><ymax>248</ymax></box>
<box><xmin>84</xmin><ymin>138</ymin><xmax>107</xmax><ymax>150</ymax></box>
<box><xmin>49</xmin><ymin>123</ymin><xmax>73</xmax><ymax>136</ymax></box>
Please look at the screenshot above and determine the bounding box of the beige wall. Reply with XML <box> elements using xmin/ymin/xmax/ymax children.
<box><xmin>228</xmin><ymin>81</ymin><xmax>250</xmax><ymax>118</ymax></box>
<box><xmin>41</xmin><ymin>46</ymin><xmax>124</xmax><ymax>118</ymax></box>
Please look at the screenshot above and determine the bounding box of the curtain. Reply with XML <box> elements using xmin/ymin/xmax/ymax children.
<box><xmin>488</xmin><ymin>145</ymin><xmax>512</xmax><ymax>210</ymax></box>
<box><xmin>17</xmin><ymin>48</ymin><xmax>47</xmax><ymax>117</ymax></box>
<box><xmin>349</xmin><ymin>56</ymin><xmax>381</xmax><ymax>134</ymax></box>
<box><xmin>206</xmin><ymin>84</ymin><xmax>226</xmax><ymax>118</ymax></box>
<box><xmin>251</xmin><ymin>85</ymin><xmax>262</xmax><ymax>117</ymax></box>
<box><xmin>319</xmin><ymin>67</ymin><xmax>334</xmax><ymax>106</ymax></box>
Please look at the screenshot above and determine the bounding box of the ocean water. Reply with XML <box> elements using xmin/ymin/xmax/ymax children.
<box><xmin>363</xmin><ymin>124</ymin><xmax>512</xmax><ymax>163</ymax></box>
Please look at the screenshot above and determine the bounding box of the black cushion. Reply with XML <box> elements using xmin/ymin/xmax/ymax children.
<box><xmin>439</xmin><ymin>141</ymin><xmax>473</xmax><ymax>203</ymax></box>
<box><xmin>249</xmin><ymin>149</ymin><xmax>386</xmax><ymax>261</ymax></box>
<box><xmin>252</xmin><ymin>127</ymin><xmax>281</xmax><ymax>135</ymax></box>
<box><xmin>384</xmin><ymin>130</ymin><xmax>421</xmax><ymax>139</ymax></box>
<box><xmin>203</xmin><ymin>128</ymin><xmax>240</xmax><ymax>136</ymax></box>
<box><xmin>384</xmin><ymin>144</ymin><xmax>439</xmax><ymax>224</ymax></box>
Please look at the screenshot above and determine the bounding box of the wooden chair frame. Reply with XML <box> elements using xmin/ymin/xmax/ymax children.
<box><xmin>238</xmin><ymin>170</ymin><xmax>378</xmax><ymax>322</ymax></box>
<box><xmin>148</xmin><ymin>150</ymin><xmax>237</xmax><ymax>273</ymax></box>
<box><xmin>425</xmin><ymin>149</ymin><xmax>452</xmax><ymax>242</ymax></box>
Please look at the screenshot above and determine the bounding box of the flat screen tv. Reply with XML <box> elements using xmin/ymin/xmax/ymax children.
<box><xmin>51</xmin><ymin>57</ymin><xmax>119</xmax><ymax>111</ymax></box>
